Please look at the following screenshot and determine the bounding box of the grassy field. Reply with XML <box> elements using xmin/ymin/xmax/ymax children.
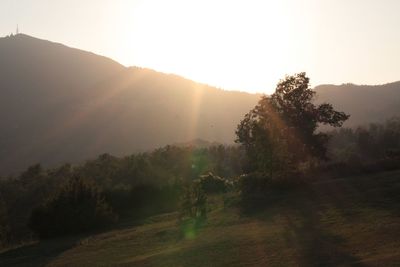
<box><xmin>1</xmin><ymin>170</ymin><xmax>400</xmax><ymax>267</ymax></box>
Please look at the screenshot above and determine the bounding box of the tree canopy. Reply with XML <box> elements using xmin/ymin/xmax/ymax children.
<box><xmin>236</xmin><ymin>72</ymin><xmax>349</xmax><ymax>174</ymax></box>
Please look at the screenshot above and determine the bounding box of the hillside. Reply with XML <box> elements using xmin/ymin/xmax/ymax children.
<box><xmin>1</xmin><ymin>170</ymin><xmax>400</xmax><ymax>266</ymax></box>
<box><xmin>315</xmin><ymin>82</ymin><xmax>400</xmax><ymax>127</ymax></box>
<box><xmin>1</xmin><ymin>34</ymin><xmax>400</xmax><ymax>175</ymax></box>
<box><xmin>0</xmin><ymin>34</ymin><xmax>258</xmax><ymax>175</ymax></box>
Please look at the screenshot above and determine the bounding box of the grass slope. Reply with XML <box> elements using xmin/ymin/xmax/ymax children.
<box><xmin>1</xmin><ymin>170</ymin><xmax>400</xmax><ymax>267</ymax></box>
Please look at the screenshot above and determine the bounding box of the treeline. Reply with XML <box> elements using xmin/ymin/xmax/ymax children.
<box><xmin>0</xmin><ymin>145</ymin><xmax>244</xmax><ymax>246</ymax></box>
<box><xmin>327</xmin><ymin>117</ymin><xmax>400</xmax><ymax>175</ymax></box>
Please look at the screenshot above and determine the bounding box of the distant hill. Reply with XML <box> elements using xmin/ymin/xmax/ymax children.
<box><xmin>315</xmin><ymin>82</ymin><xmax>400</xmax><ymax>127</ymax></box>
<box><xmin>0</xmin><ymin>34</ymin><xmax>258</xmax><ymax>175</ymax></box>
<box><xmin>0</xmin><ymin>34</ymin><xmax>399</xmax><ymax>175</ymax></box>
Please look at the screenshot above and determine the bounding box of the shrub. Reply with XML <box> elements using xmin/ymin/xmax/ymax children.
<box><xmin>179</xmin><ymin>182</ymin><xmax>207</xmax><ymax>227</ymax></box>
<box><xmin>198</xmin><ymin>172</ymin><xmax>232</xmax><ymax>194</ymax></box>
<box><xmin>29</xmin><ymin>176</ymin><xmax>117</xmax><ymax>238</ymax></box>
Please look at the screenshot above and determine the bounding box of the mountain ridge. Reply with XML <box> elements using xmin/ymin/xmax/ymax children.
<box><xmin>314</xmin><ymin>82</ymin><xmax>400</xmax><ymax>127</ymax></box>
<box><xmin>0</xmin><ymin>34</ymin><xmax>400</xmax><ymax>175</ymax></box>
<box><xmin>0</xmin><ymin>34</ymin><xmax>259</xmax><ymax>175</ymax></box>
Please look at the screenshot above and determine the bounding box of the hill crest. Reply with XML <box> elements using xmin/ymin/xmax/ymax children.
<box><xmin>0</xmin><ymin>34</ymin><xmax>400</xmax><ymax>175</ymax></box>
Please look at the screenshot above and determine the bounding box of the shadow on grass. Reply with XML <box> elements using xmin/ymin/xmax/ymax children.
<box><xmin>0</xmin><ymin>236</ymin><xmax>81</xmax><ymax>267</ymax></box>
<box><xmin>280</xmin><ymin>198</ymin><xmax>366</xmax><ymax>267</ymax></box>
<box><xmin>0</xmin><ymin>209</ymin><xmax>181</xmax><ymax>267</ymax></box>
<box><xmin>242</xmin><ymin>186</ymin><xmax>367</xmax><ymax>267</ymax></box>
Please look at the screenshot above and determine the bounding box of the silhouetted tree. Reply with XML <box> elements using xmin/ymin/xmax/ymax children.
<box><xmin>236</xmin><ymin>73</ymin><xmax>349</xmax><ymax>174</ymax></box>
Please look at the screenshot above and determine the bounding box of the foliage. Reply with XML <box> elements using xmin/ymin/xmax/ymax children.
<box><xmin>179</xmin><ymin>182</ymin><xmax>208</xmax><ymax>226</ymax></box>
<box><xmin>321</xmin><ymin>117</ymin><xmax>400</xmax><ymax>176</ymax></box>
<box><xmin>0</xmin><ymin>164</ymin><xmax>70</xmax><ymax>242</ymax></box>
<box><xmin>329</xmin><ymin>117</ymin><xmax>400</xmax><ymax>162</ymax></box>
<box><xmin>236</xmin><ymin>73</ymin><xmax>349</xmax><ymax>174</ymax></box>
<box><xmin>0</xmin><ymin>145</ymin><xmax>244</xmax><ymax>243</ymax></box>
<box><xmin>198</xmin><ymin>172</ymin><xmax>232</xmax><ymax>194</ymax></box>
<box><xmin>29</xmin><ymin>176</ymin><xmax>117</xmax><ymax>238</ymax></box>
<box><xmin>74</xmin><ymin>145</ymin><xmax>244</xmax><ymax>188</ymax></box>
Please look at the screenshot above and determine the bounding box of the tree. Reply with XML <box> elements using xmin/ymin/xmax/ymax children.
<box><xmin>236</xmin><ymin>73</ymin><xmax>349</xmax><ymax>174</ymax></box>
<box><xmin>179</xmin><ymin>182</ymin><xmax>207</xmax><ymax>224</ymax></box>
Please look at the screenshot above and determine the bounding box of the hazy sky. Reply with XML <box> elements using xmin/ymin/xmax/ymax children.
<box><xmin>1</xmin><ymin>0</ymin><xmax>400</xmax><ymax>93</ymax></box>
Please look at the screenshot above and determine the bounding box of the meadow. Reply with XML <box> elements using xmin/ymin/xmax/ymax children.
<box><xmin>2</xmin><ymin>169</ymin><xmax>399</xmax><ymax>267</ymax></box>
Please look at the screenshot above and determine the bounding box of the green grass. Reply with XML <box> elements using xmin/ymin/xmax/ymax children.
<box><xmin>1</xmin><ymin>170</ymin><xmax>400</xmax><ymax>266</ymax></box>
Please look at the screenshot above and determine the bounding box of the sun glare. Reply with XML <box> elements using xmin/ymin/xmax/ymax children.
<box><xmin>115</xmin><ymin>0</ymin><xmax>306</xmax><ymax>94</ymax></box>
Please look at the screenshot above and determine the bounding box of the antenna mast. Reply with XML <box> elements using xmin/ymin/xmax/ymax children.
<box><xmin>16</xmin><ymin>24</ymin><xmax>19</xmax><ymax>35</ymax></box>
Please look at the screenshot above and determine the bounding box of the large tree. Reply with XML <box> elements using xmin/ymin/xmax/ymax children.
<box><xmin>236</xmin><ymin>73</ymin><xmax>349</xmax><ymax>174</ymax></box>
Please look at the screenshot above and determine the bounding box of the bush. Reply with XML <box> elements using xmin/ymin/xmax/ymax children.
<box><xmin>198</xmin><ymin>172</ymin><xmax>232</xmax><ymax>194</ymax></box>
<box><xmin>178</xmin><ymin>182</ymin><xmax>208</xmax><ymax>239</ymax></box>
<box><xmin>29</xmin><ymin>176</ymin><xmax>117</xmax><ymax>238</ymax></box>
<box><xmin>179</xmin><ymin>182</ymin><xmax>207</xmax><ymax>227</ymax></box>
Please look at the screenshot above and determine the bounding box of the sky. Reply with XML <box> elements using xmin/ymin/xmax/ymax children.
<box><xmin>1</xmin><ymin>0</ymin><xmax>400</xmax><ymax>94</ymax></box>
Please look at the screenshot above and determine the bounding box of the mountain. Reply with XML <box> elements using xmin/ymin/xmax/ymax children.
<box><xmin>0</xmin><ymin>34</ymin><xmax>259</xmax><ymax>175</ymax></box>
<box><xmin>1</xmin><ymin>34</ymin><xmax>400</xmax><ymax>175</ymax></box>
<box><xmin>315</xmin><ymin>82</ymin><xmax>400</xmax><ymax>127</ymax></box>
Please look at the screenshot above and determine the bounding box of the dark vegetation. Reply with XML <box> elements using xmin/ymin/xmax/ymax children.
<box><xmin>28</xmin><ymin>176</ymin><xmax>117</xmax><ymax>238</ymax></box>
<box><xmin>234</xmin><ymin>74</ymin><xmax>400</xmax><ymax>215</ymax></box>
<box><xmin>178</xmin><ymin>182</ymin><xmax>208</xmax><ymax>236</ymax></box>
<box><xmin>198</xmin><ymin>172</ymin><xmax>232</xmax><ymax>194</ymax></box>
<box><xmin>236</xmin><ymin>72</ymin><xmax>349</xmax><ymax>175</ymax></box>
<box><xmin>235</xmin><ymin>73</ymin><xmax>349</xmax><ymax>210</ymax></box>
<box><xmin>0</xmin><ymin>145</ymin><xmax>244</xmax><ymax>245</ymax></box>
<box><xmin>327</xmin><ymin>117</ymin><xmax>400</xmax><ymax>175</ymax></box>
